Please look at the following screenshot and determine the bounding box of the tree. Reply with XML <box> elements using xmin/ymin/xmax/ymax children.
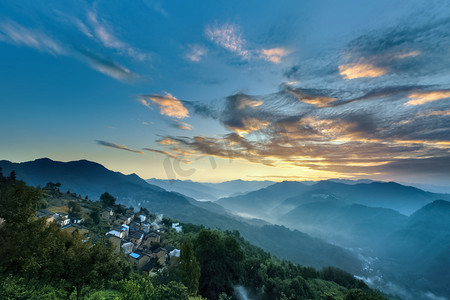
<box><xmin>89</xmin><ymin>207</ymin><xmax>101</xmax><ymax>225</ymax></box>
<box><xmin>0</xmin><ymin>178</ymin><xmax>42</xmax><ymax>225</ymax></box>
<box><xmin>8</xmin><ymin>171</ymin><xmax>16</xmax><ymax>182</ymax></box>
<box><xmin>100</xmin><ymin>192</ymin><xmax>116</xmax><ymax>208</ymax></box>
<box><xmin>179</xmin><ymin>239</ymin><xmax>201</xmax><ymax>295</ymax></box>
<box><xmin>68</xmin><ymin>200</ymin><xmax>83</xmax><ymax>220</ymax></box>
<box><xmin>195</xmin><ymin>230</ymin><xmax>244</xmax><ymax>300</ymax></box>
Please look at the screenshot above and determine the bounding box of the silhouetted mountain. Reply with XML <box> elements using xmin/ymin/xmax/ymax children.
<box><xmin>0</xmin><ymin>158</ymin><xmax>363</xmax><ymax>273</ymax></box>
<box><xmin>147</xmin><ymin>178</ymin><xmax>273</xmax><ymax>201</ymax></box>
<box><xmin>0</xmin><ymin>158</ymin><xmax>163</xmax><ymax>198</ymax></box>
<box><xmin>217</xmin><ymin>180</ymin><xmax>450</xmax><ymax>217</ymax></box>
<box><xmin>378</xmin><ymin>200</ymin><xmax>450</xmax><ymax>297</ymax></box>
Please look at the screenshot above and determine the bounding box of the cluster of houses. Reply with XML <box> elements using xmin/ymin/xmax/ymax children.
<box><xmin>36</xmin><ymin>209</ymin><xmax>88</xmax><ymax>233</ymax></box>
<box><xmin>103</xmin><ymin>208</ymin><xmax>181</xmax><ymax>273</ymax></box>
<box><xmin>36</xmin><ymin>206</ymin><xmax>182</xmax><ymax>273</ymax></box>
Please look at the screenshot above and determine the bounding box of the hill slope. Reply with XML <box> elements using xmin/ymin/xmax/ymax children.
<box><xmin>0</xmin><ymin>158</ymin><xmax>363</xmax><ymax>273</ymax></box>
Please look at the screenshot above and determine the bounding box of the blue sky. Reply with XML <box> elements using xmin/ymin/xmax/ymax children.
<box><xmin>1</xmin><ymin>0</ymin><xmax>449</xmax><ymax>184</ymax></box>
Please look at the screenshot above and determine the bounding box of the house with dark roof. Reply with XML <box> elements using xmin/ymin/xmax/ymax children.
<box><xmin>129</xmin><ymin>249</ymin><xmax>150</xmax><ymax>268</ymax></box>
<box><xmin>142</xmin><ymin>231</ymin><xmax>160</xmax><ymax>248</ymax></box>
<box><xmin>36</xmin><ymin>209</ymin><xmax>55</xmax><ymax>224</ymax></box>
<box><xmin>61</xmin><ymin>223</ymin><xmax>90</xmax><ymax>236</ymax></box>
<box><xmin>151</xmin><ymin>247</ymin><xmax>166</xmax><ymax>265</ymax></box>
<box><xmin>129</xmin><ymin>232</ymin><xmax>144</xmax><ymax>246</ymax></box>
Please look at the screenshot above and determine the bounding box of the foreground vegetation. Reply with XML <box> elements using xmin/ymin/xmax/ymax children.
<box><xmin>0</xmin><ymin>169</ymin><xmax>385</xmax><ymax>299</ymax></box>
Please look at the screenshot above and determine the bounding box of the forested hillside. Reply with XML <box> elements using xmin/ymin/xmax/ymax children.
<box><xmin>0</xmin><ymin>170</ymin><xmax>386</xmax><ymax>299</ymax></box>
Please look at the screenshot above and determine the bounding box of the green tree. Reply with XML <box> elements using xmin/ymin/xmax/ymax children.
<box><xmin>89</xmin><ymin>206</ymin><xmax>101</xmax><ymax>225</ymax></box>
<box><xmin>179</xmin><ymin>239</ymin><xmax>201</xmax><ymax>295</ymax></box>
<box><xmin>154</xmin><ymin>281</ymin><xmax>189</xmax><ymax>300</ymax></box>
<box><xmin>100</xmin><ymin>192</ymin><xmax>116</xmax><ymax>208</ymax></box>
<box><xmin>0</xmin><ymin>177</ymin><xmax>42</xmax><ymax>225</ymax></box>
<box><xmin>195</xmin><ymin>230</ymin><xmax>244</xmax><ymax>300</ymax></box>
<box><xmin>68</xmin><ymin>200</ymin><xmax>83</xmax><ymax>220</ymax></box>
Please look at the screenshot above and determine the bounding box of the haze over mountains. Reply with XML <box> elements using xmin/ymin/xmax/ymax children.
<box><xmin>1</xmin><ymin>157</ymin><xmax>450</xmax><ymax>299</ymax></box>
<box><xmin>147</xmin><ymin>178</ymin><xmax>273</xmax><ymax>201</ymax></box>
<box><xmin>0</xmin><ymin>158</ymin><xmax>363</xmax><ymax>273</ymax></box>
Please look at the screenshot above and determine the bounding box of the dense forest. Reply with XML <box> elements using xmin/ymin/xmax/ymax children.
<box><xmin>0</xmin><ymin>168</ymin><xmax>385</xmax><ymax>299</ymax></box>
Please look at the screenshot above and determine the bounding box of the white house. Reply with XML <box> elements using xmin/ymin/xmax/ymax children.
<box><xmin>169</xmin><ymin>248</ymin><xmax>181</xmax><ymax>258</ymax></box>
<box><xmin>172</xmin><ymin>222</ymin><xmax>182</xmax><ymax>233</ymax></box>
<box><xmin>55</xmin><ymin>213</ymin><xmax>70</xmax><ymax>226</ymax></box>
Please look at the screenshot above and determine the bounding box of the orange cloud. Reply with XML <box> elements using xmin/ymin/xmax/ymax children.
<box><xmin>418</xmin><ymin>110</ymin><xmax>450</xmax><ymax>117</ymax></box>
<box><xmin>227</xmin><ymin>118</ymin><xmax>270</xmax><ymax>136</ymax></box>
<box><xmin>142</xmin><ymin>148</ymin><xmax>178</xmax><ymax>159</ymax></box>
<box><xmin>157</xmin><ymin>137</ymin><xmax>178</xmax><ymax>145</ymax></box>
<box><xmin>176</xmin><ymin>121</ymin><xmax>194</xmax><ymax>130</ymax></box>
<box><xmin>339</xmin><ymin>63</ymin><xmax>387</xmax><ymax>79</ymax></box>
<box><xmin>237</xmin><ymin>98</ymin><xmax>263</xmax><ymax>110</ymax></box>
<box><xmin>289</xmin><ymin>89</ymin><xmax>336</xmax><ymax>107</ymax></box>
<box><xmin>143</xmin><ymin>93</ymin><xmax>189</xmax><ymax>118</ymax></box>
<box><xmin>394</xmin><ymin>50</ymin><xmax>421</xmax><ymax>59</ymax></box>
<box><xmin>260</xmin><ymin>48</ymin><xmax>290</xmax><ymax>63</ymax></box>
<box><xmin>405</xmin><ymin>91</ymin><xmax>450</xmax><ymax>106</ymax></box>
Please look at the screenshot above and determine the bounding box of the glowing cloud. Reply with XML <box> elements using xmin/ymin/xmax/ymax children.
<box><xmin>142</xmin><ymin>148</ymin><xmax>178</xmax><ymax>159</ymax></box>
<box><xmin>339</xmin><ymin>63</ymin><xmax>387</xmax><ymax>79</ymax></box>
<box><xmin>176</xmin><ymin>121</ymin><xmax>194</xmax><ymax>130</ymax></box>
<box><xmin>260</xmin><ymin>48</ymin><xmax>290</xmax><ymax>63</ymax></box>
<box><xmin>418</xmin><ymin>110</ymin><xmax>450</xmax><ymax>117</ymax></box>
<box><xmin>143</xmin><ymin>93</ymin><xmax>189</xmax><ymax>119</ymax></box>
<box><xmin>157</xmin><ymin>137</ymin><xmax>178</xmax><ymax>145</ymax></box>
<box><xmin>206</xmin><ymin>23</ymin><xmax>248</xmax><ymax>58</ymax></box>
<box><xmin>289</xmin><ymin>89</ymin><xmax>336</xmax><ymax>107</ymax></box>
<box><xmin>394</xmin><ymin>50</ymin><xmax>421</xmax><ymax>59</ymax></box>
<box><xmin>228</xmin><ymin>118</ymin><xmax>270</xmax><ymax>136</ymax></box>
<box><xmin>405</xmin><ymin>91</ymin><xmax>450</xmax><ymax>106</ymax></box>
<box><xmin>237</xmin><ymin>98</ymin><xmax>263</xmax><ymax>110</ymax></box>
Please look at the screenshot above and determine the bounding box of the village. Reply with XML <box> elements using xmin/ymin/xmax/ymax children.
<box><xmin>35</xmin><ymin>184</ymin><xmax>183</xmax><ymax>275</ymax></box>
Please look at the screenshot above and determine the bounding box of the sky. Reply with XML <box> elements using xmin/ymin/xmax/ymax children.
<box><xmin>0</xmin><ymin>0</ymin><xmax>449</xmax><ymax>185</ymax></box>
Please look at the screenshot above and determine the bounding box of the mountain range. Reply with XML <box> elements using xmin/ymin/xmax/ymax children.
<box><xmin>0</xmin><ymin>158</ymin><xmax>362</xmax><ymax>273</ymax></box>
<box><xmin>2</xmin><ymin>158</ymin><xmax>449</xmax><ymax>299</ymax></box>
<box><xmin>147</xmin><ymin>178</ymin><xmax>273</xmax><ymax>201</ymax></box>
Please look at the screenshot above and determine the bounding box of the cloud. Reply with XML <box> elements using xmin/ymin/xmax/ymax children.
<box><xmin>79</xmin><ymin>49</ymin><xmax>137</xmax><ymax>80</ymax></box>
<box><xmin>182</xmin><ymin>101</ymin><xmax>220</xmax><ymax>119</ymax></box>
<box><xmin>142</xmin><ymin>148</ymin><xmax>178</xmax><ymax>159</ymax></box>
<box><xmin>154</xmin><ymin>80</ymin><xmax>450</xmax><ymax>182</ymax></box>
<box><xmin>405</xmin><ymin>90</ymin><xmax>450</xmax><ymax>106</ymax></box>
<box><xmin>287</xmin><ymin>88</ymin><xmax>337</xmax><ymax>107</ymax></box>
<box><xmin>229</xmin><ymin>118</ymin><xmax>270</xmax><ymax>136</ymax></box>
<box><xmin>0</xmin><ymin>20</ymin><xmax>65</xmax><ymax>55</ymax></box>
<box><xmin>157</xmin><ymin>137</ymin><xmax>178</xmax><ymax>145</ymax></box>
<box><xmin>206</xmin><ymin>23</ymin><xmax>249</xmax><ymax>58</ymax></box>
<box><xmin>260</xmin><ymin>47</ymin><xmax>290</xmax><ymax>63</ymax></box>
<box><xmin>86</xmin><ymin>8</ymin><xmax>150</xmax><ymax>61</ymax></box>
<box><xmin>96</xmin><ymin>140</ymin><xmax>144</xmax><ymax>154</ymax></box>
<box><xmin>237</xmin><ymin>98</ymin><xmax>263</xmax><ymax>110</ymax></box>
<box><xmin>417</xmin><ymin>110</ymin><xmax>450</xmax><ymax>117</ymax></box>
<box><xmin>186</xmin><ymin>44</ymin><xmax>207</xmax><ymax>62</ymax></box>
<box><xmin>341</xmin><ymin>17</ymin><xmax>450</xmax><ymax>79</ymax></box>
<box><xmin>0</xmin><ymin>19</ymin><xmax>139</xmax><ymax>82</ymax></box>
<box><xmin>176</xmin><ymin>121</ymin><xmax>194</xmax><ymax>130</ymax></box>
<box><xmin>141</xmin><ymin>93</ymin><xmax>189</xmax><ymax>119</ymax></box>
<box><xmin>339</xmin><ymin>63</ymin><xmax>387</xmax><ymax>79</ymax></box>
